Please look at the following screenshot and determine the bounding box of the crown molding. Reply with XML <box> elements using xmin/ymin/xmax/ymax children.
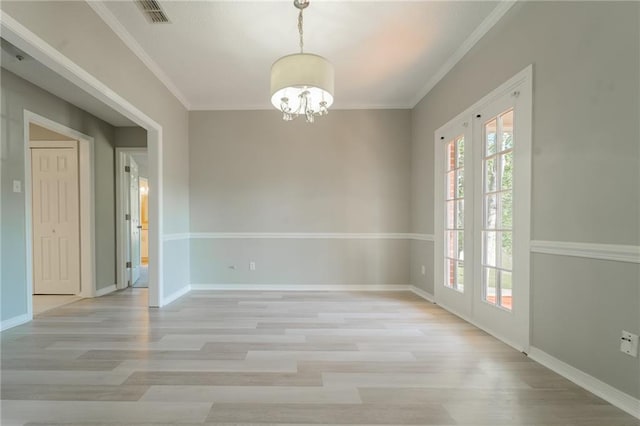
<box><xmin>188</xmin><ymin>104</ymin><xmax>413</xmax><ymax>111</ymax></box>
<box><xmin>86</xmin><ymin>1</ymin><xmax>191</xmax><ymax>110</ymax></box>
<box><xmin>87</xmin><ymin>0</ymin><xmax>515</xmax><ymax>112</ymax></box>
<box><xmin>410</xmin><ymin>0</ymin><xmax>517</xmax><ymax>107</ymax></box>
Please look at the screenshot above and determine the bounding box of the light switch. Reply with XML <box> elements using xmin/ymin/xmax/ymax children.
<box><xmin>13</xmin><ymin>180</ymin><xmax>21</xmax><ymax>193</ymax></box>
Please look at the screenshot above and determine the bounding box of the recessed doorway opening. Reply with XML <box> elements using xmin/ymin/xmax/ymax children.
<box><xmin>25</xmin><ymin>116</ymin><xmax>96</xmax><ymax>317</ymax></box>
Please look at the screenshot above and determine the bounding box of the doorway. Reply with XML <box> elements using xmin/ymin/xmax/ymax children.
<box><xmin>116</xmin><ymin>148</ymin><xmax>149</xmax><ymax>290</ymax></box>
<box><xmin>26</xmin><ymin>118</ymin><xmax>96</xmax><ymax>315</ymax></box>
<box><xmin>4</xmin><ymin>16</ymin><xmax>164</xmax><ymax>310</ymax></box>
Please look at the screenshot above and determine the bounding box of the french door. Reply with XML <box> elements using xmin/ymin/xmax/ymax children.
<box><xmin>434</xmin><ymin>68</ymin><xmax>532</xmax><ymax>351</ymax></box>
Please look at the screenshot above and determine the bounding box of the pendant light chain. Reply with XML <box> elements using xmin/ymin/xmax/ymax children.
<box><xmin>298</xmin><ymin>8</ymin><xmax>304</xmax><ymax>54</ymax></box>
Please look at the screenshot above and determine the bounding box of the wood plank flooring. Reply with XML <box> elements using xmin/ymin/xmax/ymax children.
<box><xmin>1</xmin><ymin>289</ymin><xmax>637</xmax><ymax>425</ymax></box>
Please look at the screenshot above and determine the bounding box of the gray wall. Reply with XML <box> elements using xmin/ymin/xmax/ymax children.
<box><xmin>115</xmin><ymin>127</ymin><xmax>147</xmax><ymax>148</ymax></box>
<box><xmin>1</xmin><ymin>69</ymin><xmax>117</xmax><ymax>320</ymax></box>
<box><xmin>1</xmin><ymin>0</ymin><xmax>191</xmax><ymax>302</ymax></box>
<box><xmin>189</xmin><ymin>110</ymin><xmax>411</xmax><ymax>285</ymax></box>
<box><xmin>411</xmin><ymin>1</ymin><xmax>639</xmax><ymax>397</ymax></box>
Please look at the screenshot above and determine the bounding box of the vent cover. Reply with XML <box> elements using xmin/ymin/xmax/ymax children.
<box><xmin>136</xmin><ymin>0</ymin><xmax>170</xmax><ymax>23</ymax></box>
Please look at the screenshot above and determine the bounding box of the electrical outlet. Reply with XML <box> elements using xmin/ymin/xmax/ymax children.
<box><xmin>13</xmin><ymin>180</ymin><xmax>21</xmax><ymax>193</ymax></box>
<box><xmin>421</xmin><ymin>265</ymin><xmax>426</xmax><ymax>275</ymax></box>
<box><xmin>249</xmin><ymin>261</ymin><xmax>256</xmax><ymax>271</ymax></box>
<box><xmin>620</xmin><ymin>330</ymin><xmax>638</xmax><ymax>357</ymax></box>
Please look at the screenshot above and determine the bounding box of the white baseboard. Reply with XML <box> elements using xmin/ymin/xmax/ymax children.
<box><xmin>95</xmin><ymin>284</ymin><xmax>117</xmax><ymax>297</ymax></box>
<box><xmin>410</xmin><ymin>286</ymin><xmax>435</xmax><ymax>302</ymax></box>
<box><xmin>1</xmin><ymin>313</ymin><xmax>32</xmax><ymax>332</ymax></box>
<box><xmin>162</xmin><ymin>285</ymin><xmax>191</xmax><ymax>306</ymax></box>
<box><xmin>528</xmin><ymin>347</ymin><xmax>640</xmax><ymax>419</ymax></box>
<box><xmin>190</xmin><ymin>284</ymin><xmax>411</xmax><ymax>291</ymax></box>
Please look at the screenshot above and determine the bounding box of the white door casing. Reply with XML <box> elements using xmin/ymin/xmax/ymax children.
<box><xmin>31</xmin><ymin>145</ymin><xmax>81</xmax><ymax>295</ymax></box>
<box><xmin>129</xmin><ymin>156</ymin><xmax>141</xmax><ymax>284</ymax></box>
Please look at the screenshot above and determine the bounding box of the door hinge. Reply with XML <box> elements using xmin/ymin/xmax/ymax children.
<box><xmin>125</xmin><ymin>213</ymin><xmax>130</xmax><ymax>220</ymax></box>
<box><xmin>126</xmin><ymin>261</ymin><xmax>132</xmax><ymax>268</ymax></box>
<box><xmin>125</xmin><ymin>166</ymin><xmax>131</xmax><ymax>172</ymax></box>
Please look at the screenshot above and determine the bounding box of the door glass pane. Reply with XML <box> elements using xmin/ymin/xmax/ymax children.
<box><xmin>445</xmin><ymin>258</ymin><xmax>454</xmax><ymax>289</ymax></box>
<box><xmin>499</xmin><ymin>231</ymin><xmax>512</xmax><ymax>270</ymax></box>
<box><xmin>485</xmin><ymin>194</ymin><xmax>497</xmax><ymax>229</ymax></box>
<box><xmin>483</xmin><ymin>231</ymin><xmax>497</xmax><ymax>267</ymax></box>
<box><xmin>456</xmin><ymin>137</ymin><xmax>465</xmax><ymax>167</ymax></box>
<box><xmin>456</xmin><ymin>169</ymin><xmax>464</xmax><ymax>198</ymax></box>
<box><xmin>500</xmin><ymin>110</ymin><xmax>514</xmax><ymax>151</ymax></box>
<box><xmin>484</xmin><ymin>268</ymin><xmax>497</xmax><ymax>305</ymax></box>
<box><xmin>500</xmin><ymin>192</ymin><xmax>512</xmax><ymax>229</ymax></box>
<box><xmin>500</xmin><ymin>152</ymin><xmax>513</xmax><ymax>190</ymax></box>
<box><xmin>455</xmin><ymin>261</ymin><xmax>464</xmax><ymax>291</ymax></box>
<box><xmin>485</xmin><ymin>119</ymin><xmax>497</xmax><ymax>156</ymax></box>
<box><xmin>446</xmin><ymin>141</ymin><xmax>455</xmax><ymax>171</ymax></box>
<box><xmin>446</xmin><ymin>201</ymin><xmax>455</xmax><ymax>229</ymax></box>
<box><xmin>456</xmin><ymin>231</ymin><xmax>464</xmax><ymax>259</ymax></box>
<box><xmin>446</xmin><ymin>231</ymin><xmax>455</xmax><ymax>258</ymax></box>
<box><xmin>485</xmin><ymin>158</ymin><xmax>497</xmax><ymax>192</ymax></box>
<box><xmin>456</xmin><ymin>200</ymin><xmax>464</xmax><ymax>229</ymax></box>
<box><xmin>446</xmin><ymin>171</ymin><xmax>455</xmax><ymax>200</ymax></box>
<box><xmin>500</xmin><ymin>271</ymin><xmax>512</xmax><ymax>309</ymax></box>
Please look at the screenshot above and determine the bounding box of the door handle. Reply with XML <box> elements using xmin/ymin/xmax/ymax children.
<box><xmin>137</xmin><ymin>225</ymin><xmax>143</xmax><ymax>229</ymax></box>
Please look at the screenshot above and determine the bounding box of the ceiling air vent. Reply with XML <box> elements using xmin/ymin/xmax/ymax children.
<box><xmin>136</xmin><ymin>0</ymin><xmax>170</xmax><ymax>24</ymax></box>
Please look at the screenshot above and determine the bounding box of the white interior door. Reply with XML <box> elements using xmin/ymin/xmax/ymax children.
<box><xmin>129</xmin><ymin>156</ymin><xmax>141</xmax><ymax>284</ymax></box>
<box><xmin>31</xmin><ymin>146</ymin><xmax>80</xmax><ymax>294</ymax></box>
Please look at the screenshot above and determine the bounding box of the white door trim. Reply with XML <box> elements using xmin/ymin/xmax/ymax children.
<box><xmin>115</xmin><ymin>148</ymin><xmax>148</xmax><ymax>290</ymax></box>
<box><xmin>2</xmin><ymin>10</ymin><xmax>164</xmax><ymax>308</ymax></box>
<box><xmin>23</xmin><ymin>111</ymin><xmax>96</xmax><ymax>321</ymax></box>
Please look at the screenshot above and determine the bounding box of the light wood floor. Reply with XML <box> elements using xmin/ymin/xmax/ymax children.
<box><xmin>1</xmin><ymin>289</ymin><xmax>637</xmax><ymax>425</ymax></box>
<box><xmin>32</xmin><ymin>295</ymin><xmax>83</xmax><ymax>315</ymax></box>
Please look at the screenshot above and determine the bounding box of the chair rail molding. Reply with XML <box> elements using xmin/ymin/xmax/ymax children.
<box><xmin>181</xmin><ymin>232</ymin><xmax>434</xmax><ymax>241</ymax></box>
<box><xmin>530</xmin><ymin>240</ymin><xmax>640</xmax><ymax>264</ymax></box>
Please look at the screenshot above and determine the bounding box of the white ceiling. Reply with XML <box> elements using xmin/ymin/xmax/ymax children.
<box><xmin>98</xmin><ymin>1</ymin><xmax>503</xmax><ymax>110</ymax></box>
<box><xmin>1</xmin><ymin>39</ymin><xmax>136</xmax><ymax>126</ymax></box>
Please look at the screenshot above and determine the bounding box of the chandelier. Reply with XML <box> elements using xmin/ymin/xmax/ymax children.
<box><xmin>270</xmin><ymin>0</ymin><xmax>334</xmax><ymax>123</ymax></box>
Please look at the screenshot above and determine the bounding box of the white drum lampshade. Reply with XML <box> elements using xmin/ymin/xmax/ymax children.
<box><xmin>270</xmin><ymin>53</ymin><xmax>334</xmax><ymax>118</ymax></box>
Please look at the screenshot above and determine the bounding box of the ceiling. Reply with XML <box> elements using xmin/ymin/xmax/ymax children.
<box><xmin>97</xmin><ymin>1</ymin><xmax>503</xmax><ymax>110</ymax></box>
<box><xmin>1</xmin><ymin>39</ymin><xmax>136</xmax><ymax>126</ymax></box>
